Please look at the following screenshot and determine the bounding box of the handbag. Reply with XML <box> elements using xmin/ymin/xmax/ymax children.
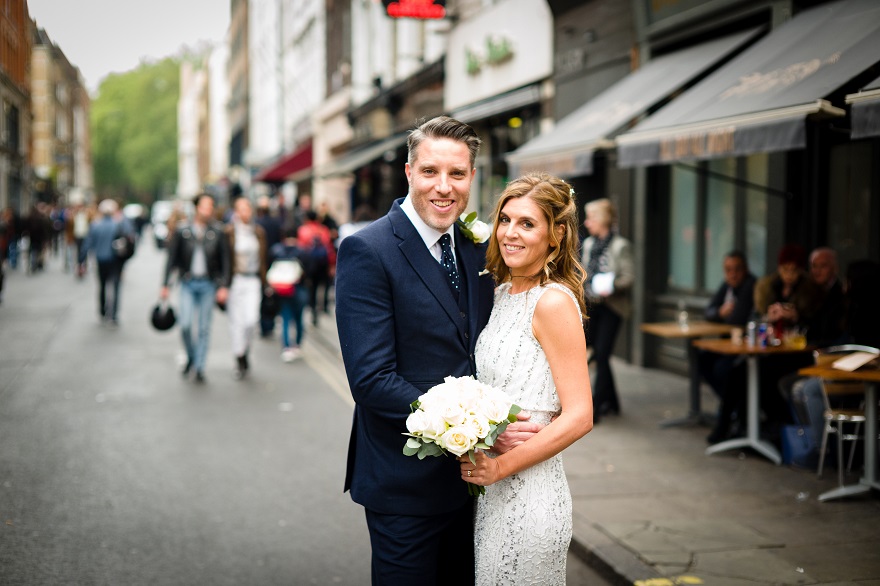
<box><xmin>267</xmin><ymin>259</ymin><xmax>303</xmax><ymax>296</ymax></box>
<box><xmin>260</xmin><ymin>291</ymin><xmax>280</xmax><ymax>319</ymax></box>
<box><xmin>781</xmin><ymin>424</ymin><xmax>819</xmax><ymax>469</ymax></box>
<box><xmin>150</xmin><ymin>300</ymin><xmax>176</xmax><ymax>331</ymax></box>
<box><xmin>112</xmin><ymin>232</ymin><xmax>135</xmax><ymax>262</ymax></box>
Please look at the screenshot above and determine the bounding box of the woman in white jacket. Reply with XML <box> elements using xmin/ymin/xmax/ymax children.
<box><xmin>581</xmin><ymin>198</ymin><xmax>634</xmax><ymax>421</ymax></box>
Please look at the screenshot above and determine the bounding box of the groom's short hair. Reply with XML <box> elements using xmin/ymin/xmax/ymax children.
<box><xmin>407</xmin><ymin>116</ymin><xmax>481</xmax><ymax>168</ymax></box>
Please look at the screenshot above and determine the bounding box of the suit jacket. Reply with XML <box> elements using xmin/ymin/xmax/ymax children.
<box><xmin>704</xmin><ymin>273</ymin><xmax>757</xmax><ymax>326</ymax></box>
<box><xmin>335</xmin><ymin>199</ymin><xmax>495</xmax><ymax>516</ymax></box>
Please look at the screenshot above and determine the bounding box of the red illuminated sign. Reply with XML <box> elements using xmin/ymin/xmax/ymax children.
<box><xmin>382</xmin><ymin>0</ymin><xmax>446</xmax><ymax>19</ymax></box>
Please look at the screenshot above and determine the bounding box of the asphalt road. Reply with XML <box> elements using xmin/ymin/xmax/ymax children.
<box><xmin>0</xmin><ymin>232</ymin><xmax>610</xmax><ymax>585</ymax></box>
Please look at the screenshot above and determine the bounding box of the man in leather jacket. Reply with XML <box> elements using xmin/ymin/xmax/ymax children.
<box><xmin>160</xmin><ymin>193</ymin><xmax>231</xmax><ymax>382</ymax></box>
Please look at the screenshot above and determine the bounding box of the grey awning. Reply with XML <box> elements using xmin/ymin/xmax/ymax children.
<box><xmin>317</xmin><ymin>133</ymin><xmax>409</xmax><ymax>178</ymax></box>
<box><xmin>846</xmin><ymin>75</ymin><xmax>880</xmax><ymax>139</ymax></box>
<box><xmin>505</xmin><ymin>28</ymin><xmax>760</xmax><ymax>178</ymax></box>
<box><xmin>617</xmin><ymin>0</ymin><xmax>880</xmax><ymax>167</ymax></box>
<box><xmin>451</xmin><ymin>84</ymin><xmax>542</xmax><ymax>124</ymax></box>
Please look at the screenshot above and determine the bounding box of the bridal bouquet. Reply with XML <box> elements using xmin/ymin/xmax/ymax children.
<box><xmin>403</xmin><ymin>376</ymin><xmax>520</xmax><ymax>496</ymax></box>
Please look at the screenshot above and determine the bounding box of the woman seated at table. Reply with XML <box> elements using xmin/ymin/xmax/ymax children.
<box><xmin>754</xmin><ymin>243</ymin><xmax>822</xmax><ymax>337</ymax></box>
<box><xmin>755</xmin><ymin>244</ymin><xmax>822</xmax><ymax>439</ymax></box>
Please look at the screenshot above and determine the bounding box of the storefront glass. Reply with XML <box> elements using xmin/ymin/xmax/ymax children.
<box><xmin>704</xmin><ymin>158</ymin><xmax>736</xmax><ymax>289</ymax></box>
<box><xmin>668</xmin><ymin>165</ymin><xmax>698</xmax><ymax>290</ymax></box>
<box><xmin>745</xmin><ymin>154</ymin><xmax>769</xmax><ymax>279</ymax></box>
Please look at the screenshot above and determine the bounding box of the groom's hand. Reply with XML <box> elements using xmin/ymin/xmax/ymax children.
<box><xmin>492</xmin><ymin>412</ymin><xmax>543</xmax><ymax>454</ymax></box>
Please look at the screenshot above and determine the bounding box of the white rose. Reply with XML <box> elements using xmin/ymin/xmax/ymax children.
<box><xmin>458</xmin><ymin>386</ymin><xmax>483</xmax><ymax>415</ymax></box>
<box><xmin>465</xmin><ymin>414</ymin><xmax>491</xmax><ymax>440</ymax></box>
<box><xmin>440</xmin><ymin>425</ymin><xmax>478</xmax><ymax>456</ymax></box>
<box><xmin>420</xmin><ymin>410</ymin><xmax>448</xmax><ymax>440</ymax></box>
<box><xmin>469</xmin><ymin>221</ymin><xmax>491</xmax><ymax>243</ymax></box>
<box><xmin>438</xmin><ymin>399</ymin><xmax>467</xmax><ymax>427</ymax></box>
<box><xmin>482</xmin><ymin>396</ymin><xmax>513</xmax><ymax>424</ymax></box>
<box><xmin>406</xmin><ymin>410</ymin><xmax>430</xmax><ymax>436</ymax></box>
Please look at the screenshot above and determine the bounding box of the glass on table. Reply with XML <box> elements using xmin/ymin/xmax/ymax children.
<box><xmin>782</xmin><ymin>327</ymin><xmax>807</xmax><ymax>349</ymax></box>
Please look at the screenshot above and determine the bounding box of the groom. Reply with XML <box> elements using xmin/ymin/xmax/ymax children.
<box><xmin>336</xmin><ymin>116</ymin><xmax>495</xmax><ymax>584</ymax></box>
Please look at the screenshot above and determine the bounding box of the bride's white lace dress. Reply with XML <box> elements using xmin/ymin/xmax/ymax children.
<box><xmin>473</xmin><ymin>282</ymin><xmax>580</xmax><ymax>585</ymax></box>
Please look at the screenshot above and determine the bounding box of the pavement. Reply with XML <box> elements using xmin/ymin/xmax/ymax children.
<box><xmin>305</xmin><ymin>291</ymin><xmax>880</xmax><ymax>585</ymax></box>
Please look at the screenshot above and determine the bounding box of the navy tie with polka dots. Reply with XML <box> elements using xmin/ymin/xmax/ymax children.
<box><xmin>438</xmin><ymin>234</ymin><xmax>460</xmax><ymax>293</ymax></box>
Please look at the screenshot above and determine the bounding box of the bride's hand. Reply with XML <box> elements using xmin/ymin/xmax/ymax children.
<box><xmin>459</xmin><ymin>451</ymin><xmax>500</xmax><ymax>487</ymax></box>
<box><xmin>492</xmin><ymin>411</ymin><xmax>543</xmax><ymax>454</ymax></box>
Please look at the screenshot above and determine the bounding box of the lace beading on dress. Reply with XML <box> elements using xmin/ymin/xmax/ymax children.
<box><xmin>473</xmin><ymin>282</ymin><xmax>580</xmax><ymax>585</ymax></box>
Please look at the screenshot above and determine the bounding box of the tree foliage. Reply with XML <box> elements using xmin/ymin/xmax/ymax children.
<box><xmin>91</xmin><ymin>58</ymin><xmax>180</xmax><ymax>203</ymax></box>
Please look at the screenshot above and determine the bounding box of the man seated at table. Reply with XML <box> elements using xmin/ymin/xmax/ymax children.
<box><xmin>781</xmin><ymin>258</ymin><xmax>880</xmax><ymax>468</ymax></box>
<box><xmin>806</xmin><ymin>247</ymin><xmax>846</xmax><ymax>347</ymax></box>
<box><xmin>699</xmin><ymin>250</ymin><xmax>756</xmax><ymax>444</ymax></box>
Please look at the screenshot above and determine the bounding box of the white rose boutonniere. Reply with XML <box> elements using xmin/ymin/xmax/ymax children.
<box><xmin>457</xmin><ymin>212</ymin><xmax>490</xmax><ymax>244</ymax></box>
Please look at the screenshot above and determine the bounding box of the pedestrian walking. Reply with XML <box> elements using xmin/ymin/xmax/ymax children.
<box><xmin>81</xmin><ymin>199</ymin><xmax>132</xmax><ymax>326</ymax></box>
<box><xmin>160</xmin><ymin>193</ymin><xmax>231</xmax><ymax>383</ymax></box>
<box><xmin>0</xmin><ymin>209</ymin><xmax>9</xmax><ymax>304</ymax></box>
<box><xmin>581</xmin><ymin>198</ymin><xmax>634</xmax><ymax>421</ymax></box>
<box><xmin>25</xmin><ymin>203</ymin><xmax>51</xmax><ymax>274</ymax></box>
<box><xmin>2</xmin><ymin>207</ymin><xmax>20</xmax><ymax>270</ymax></box>
<box><xmin>297</xmin><ymin>210</ymin><xmax>335</xmax><ymax>326</ymax></box>
<box><xmin>255</xmin><ymin>195</ymin><xmax>283</xmax><ymax>338</ymax></box>
<box><xmin>268</xmin><ymin>226</ymin><xmax>309</xmax><ymax>362</ymax></box>
<box><xmin>225</xmin><ymin>197</ymin><xmax>268</xmax><ymax>380</ymax></box>
<box><xmin>69</xmin><ymin>201</ymin><xmax>92</xmax><ymax>278</ymax></box>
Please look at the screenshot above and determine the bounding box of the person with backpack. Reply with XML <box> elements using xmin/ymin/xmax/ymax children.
<box><xmin>81</xmin><ymin>199</ymin><xmax>133</xmax><ymax>326</ymax></box>
<box><xmin>296</xmin><ymin>209</ymin><xmax>335</xmax><ymax>327</ymax></box>
<box><xmin>268</xmin><ymin>226</ymin><xmax>310</xmax><ymax>361</ymax></box>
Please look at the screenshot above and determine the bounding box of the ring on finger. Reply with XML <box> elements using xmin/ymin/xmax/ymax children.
<box><xmin>467</xmin><ymin>470</ymin><xmax>472</xmax><ymax>477</ymax></box>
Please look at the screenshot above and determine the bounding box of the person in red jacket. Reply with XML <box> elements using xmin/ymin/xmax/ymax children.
<box><xmin>296</xmin><ymin>209</ymin><xmax>335</xmax><ymax>327</ymax></box>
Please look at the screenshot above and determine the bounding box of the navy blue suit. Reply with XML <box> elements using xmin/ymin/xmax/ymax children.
<box><xmin>335</xmin><ymin>199</ymin><xmax>494</xmax><ymax>584</ymax></box>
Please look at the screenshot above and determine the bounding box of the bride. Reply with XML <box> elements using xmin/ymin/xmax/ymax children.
<box><xmin>460</xmin><ymin>172</ymin><xmax>594</xmax><ymax>585</ymax></box>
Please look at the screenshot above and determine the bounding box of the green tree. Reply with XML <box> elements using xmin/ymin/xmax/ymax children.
<box><xmin>91</xmin><ymin>58</ymin><xmax>180</xmax><ymax>204</ymax></box>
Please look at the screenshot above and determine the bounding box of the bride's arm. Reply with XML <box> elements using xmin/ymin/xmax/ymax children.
<box><xmin>462</xmin><ymin>288</ymin><xmax>594</xmax><ymax>485</ymax></box>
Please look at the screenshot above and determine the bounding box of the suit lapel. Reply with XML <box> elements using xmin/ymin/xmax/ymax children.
<box><xmin>455</xmin><ymin>229</ymin><xmax>483</xmax><ymax>349</ymax></box>
<box><xmin>389</xmin><ymin>203</ymin><xmax>466</xmax><ymax>343</ymax></box>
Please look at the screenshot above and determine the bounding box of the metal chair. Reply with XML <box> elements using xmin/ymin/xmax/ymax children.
<box><xmin>813</xmin><ymin>345</ymin><xmax>880</xmax><ymax>484</ymax></box>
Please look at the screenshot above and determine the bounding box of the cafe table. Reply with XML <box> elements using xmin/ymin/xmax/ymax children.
<box><xmin>797</xmin><ymin>364</ymin><xmax>880</xmax><ymax>502</ymax></box>
<box><xmin>640</xmin><ymin>321</ymin><xmax>736</xmax><ymax>427</ymax></box>
<box><xmin>691</xmin><ymin>338</ymin><xmax>813</xmax><ymax>464</ymax></box>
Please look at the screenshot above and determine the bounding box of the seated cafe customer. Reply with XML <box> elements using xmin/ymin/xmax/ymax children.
<box><xmin>700</xmin><ymin>251</ymin><xmax>756</xmax><ymax>444</ymax></box>
<box><xmin>780</xmin><ymin>258</ymin><xmax>880</xmax><ymax>467</ymax></box>
<box><xmin>754</xmin><ymin>243</ymin><xmax>821</xmax><ymax>338</ymax></box>
<box><xmin>755</xmin><ymin>244</ymin><xmax>822</xmax><ymax>440</ymax></box>
<box><xmin>805</xmin><ymin>247</ymin><xmax>846</xmax><ymax>347</ymax></box>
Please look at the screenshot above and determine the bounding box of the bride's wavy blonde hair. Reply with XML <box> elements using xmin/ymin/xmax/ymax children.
<box><xmin>485</xmin><ymin>172</ymin><xmax>587</xmax><ymax>318</ymax></box>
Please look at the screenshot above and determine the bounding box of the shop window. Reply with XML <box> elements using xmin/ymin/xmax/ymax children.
<box><xmin>744</xmin><ymin>154</ymin><xmax>768</xmax><ymax>278</ymax></box>
<box><xmin>828</xmin><ymin>141</ymin><xmax>877</xmax><ymax>268</ymax></box>
<box><xmin>666</xmin><ymin>154</ymin><xmax>769</xmax><ymax>294</ymax></box>
<box><xmin>704</xmin><ymin>158</ymin><xmax>736</xmax><ymax>289</ymax></box>
<box><xmin>668</xmin><ymin>165</ymin><xmax>698</xmax><ymax>289</ymax></box>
